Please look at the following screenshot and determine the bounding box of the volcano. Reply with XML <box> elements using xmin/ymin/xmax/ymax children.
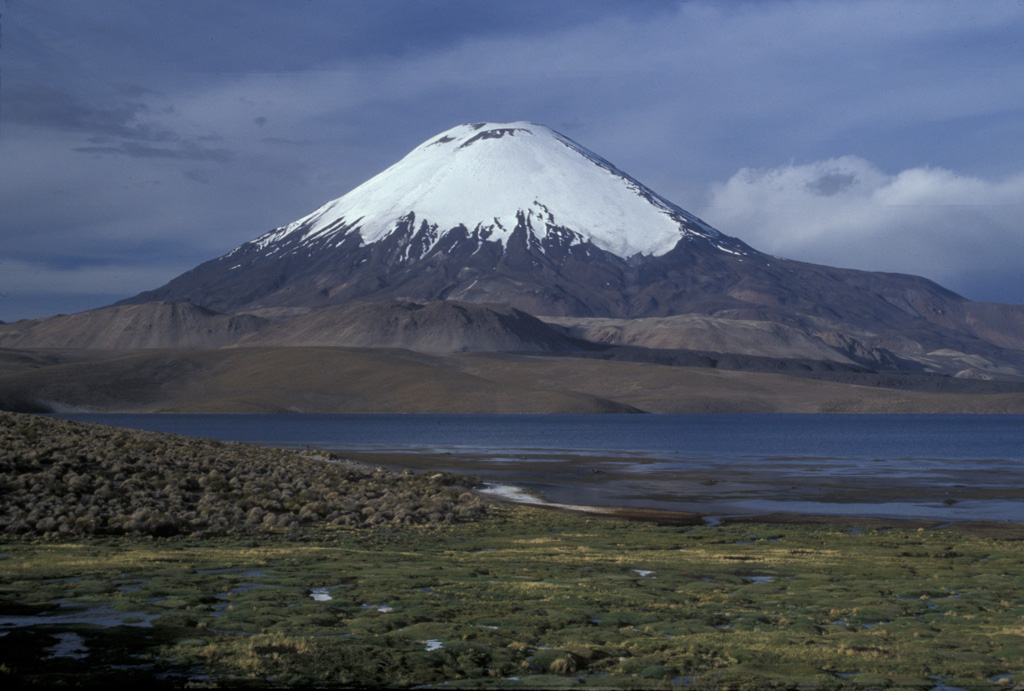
<box><xmin>116</xmin><ymin>121</ymin><xmax>1024</xmax><ymax>374</ymax></box>
<box><xmin>125</xmin><ymin>121</ymin><xmax>759</xmax><ymax>317</ymax></box>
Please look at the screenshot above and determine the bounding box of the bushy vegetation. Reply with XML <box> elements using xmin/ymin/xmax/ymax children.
<box><xmin>0</xmin><ymin>412</ymin><xmax>486</xmax><ymax>538</ymax></box>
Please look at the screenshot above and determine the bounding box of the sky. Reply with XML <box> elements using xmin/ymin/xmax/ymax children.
<box><xmin>2</xmin><ymin>0</ymin><xmax>1023</xmax><ymax>322</ymax></box>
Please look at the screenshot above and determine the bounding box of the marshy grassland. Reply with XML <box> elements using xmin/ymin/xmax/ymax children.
<box><xmin>1</xmin><ymin>412</ymin><xmax>1023</xmax><ymax>689</ymax></box>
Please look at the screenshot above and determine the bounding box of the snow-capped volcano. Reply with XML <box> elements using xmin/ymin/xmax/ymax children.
<box><xmin>127</xmin><ymin>121</ymin><xmax>766</xmax><ymax>316</ymax></box>
<box><xmin>123</xmin><ymin>121</ymin><xmax>1024</xmax><ymax>366</ymax></box>
<box><xmin>251</xmin><ymin>121</ymin><xmax>727</xmax><ymax>261</ymax></box>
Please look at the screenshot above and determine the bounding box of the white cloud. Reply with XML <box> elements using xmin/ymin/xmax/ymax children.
<box><xmin>701</xmin><ymin>157</ymin><xmax>1024</xmax><ymax>302</ymax></box>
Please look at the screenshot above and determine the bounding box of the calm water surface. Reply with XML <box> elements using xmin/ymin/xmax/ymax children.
<box><xmin>56</xmin><ymin>413</ymin><xmax>1024</xmax><ymax>522</ymax></box>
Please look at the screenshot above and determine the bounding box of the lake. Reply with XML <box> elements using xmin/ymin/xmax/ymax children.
<box><xmin>55</xmin><ymin>413</ymin><xmax>1024</xmax><ymax>523</ymax></box>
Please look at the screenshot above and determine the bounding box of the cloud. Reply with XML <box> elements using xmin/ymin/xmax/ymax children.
<box><xmin>5</xmin><ymin>83</ymin><xmax>231</xmax><ymax>161</ymax></box>
<box><xmin>700</xmin><ymin>157</ymin><xmax>1024</xmax><ymax>303</ymax></box>
<box><xmin>74</xmin><ymin>141</ymin><xmax>232</xmax><ymax>161</ymax></box>
<box><xmin>3</xmin><ymin>83</ymin><xmax>165</xmax><ymax>139</ymax></box>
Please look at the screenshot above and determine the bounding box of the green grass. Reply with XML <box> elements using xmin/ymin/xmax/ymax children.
<box><xmin>2</xmin><ymin>506</ymin><xmax>1023</xmax><ymax>689</ymax></box>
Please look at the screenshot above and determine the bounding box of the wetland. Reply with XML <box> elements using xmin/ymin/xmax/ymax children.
<box><xmin>3</xmin><ymin>510</ymin><xmax>1024</xmax><ymax>689</ymax></box>
<box><xmin>1</xmin><ymin>411</ymin><xmax>1023</xmax><ymax>688</ymax></box>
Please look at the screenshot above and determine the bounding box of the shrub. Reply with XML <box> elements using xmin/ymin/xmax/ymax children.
<box><xmin>0</xmin><ymin>411</ymin><xmax>487</xmax><ymax>539</ymax></box>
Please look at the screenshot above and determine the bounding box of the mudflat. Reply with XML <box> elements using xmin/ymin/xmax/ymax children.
<box><xmin>339</xmin><ymin>448</ymin><xmax>1024</xmax><ymax>530</ymax></box>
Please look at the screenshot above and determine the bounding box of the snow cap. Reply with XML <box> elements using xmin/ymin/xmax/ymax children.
<box><xmin>276</xmin><ymin>122</ymin><xmax>718</xmax><ymax>258</ymax></box>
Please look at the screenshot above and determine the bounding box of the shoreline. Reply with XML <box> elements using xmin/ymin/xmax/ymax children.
<box><xmin>338</xmin><ymin>447</ymin><xmax>1024</xmax><ymax>527</ymax></box>
<box><xmin>476</xmin><ymin>481</ymin><xmax>1024</xmax><ymax>537</ymax></box>
<box><xmin>10</xmin><ymin>410</ymin><xmax>1023</xmax><ymax>534</ymax></box>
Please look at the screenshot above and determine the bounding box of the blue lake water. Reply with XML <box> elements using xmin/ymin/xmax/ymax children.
<box><xmin>52</xmin><ymin>413</ymin><xmax>1024</xmax><ymax>459</ymax></box>
<box><xmin>55</xmin><ymin>413</ymin><xmax>1024</xmax><ymax>522</ymax></box>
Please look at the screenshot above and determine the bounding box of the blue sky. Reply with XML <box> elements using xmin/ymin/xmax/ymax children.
<box><xmin>2</xmin><ymin>0</ymin><xmax>1023</xmax><ymax>321</ymax></box>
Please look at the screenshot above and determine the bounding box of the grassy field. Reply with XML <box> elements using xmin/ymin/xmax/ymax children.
<box><xmin>2</xmin><ymin>507</ymin><xmax>1023</xmax><ymax>689</ymax></box>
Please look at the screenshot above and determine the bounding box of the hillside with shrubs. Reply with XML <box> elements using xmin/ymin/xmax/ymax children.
<box><xmin>0</xmin><ymin>411</ymin><xmax>487</xmax><ymax>538</ymax></box>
